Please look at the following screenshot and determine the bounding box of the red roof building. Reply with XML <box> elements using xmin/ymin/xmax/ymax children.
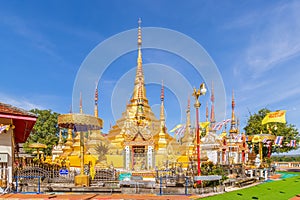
<box><xmin>0</xmin><ymin>102</ymin><xmax>37</xmax><ymax>186</ymax></box>
<box><xmin>0</xmin><ymin>102</ymin><xmax>37</xmax><ymax>143</ymax></box>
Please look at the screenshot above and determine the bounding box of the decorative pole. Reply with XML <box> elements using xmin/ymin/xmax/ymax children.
<box><xmin>192</xmin><ymin>83</ymin><xmax>207</xmax><ymax>182</ymax></box>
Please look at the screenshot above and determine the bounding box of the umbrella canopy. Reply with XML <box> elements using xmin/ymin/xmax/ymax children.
<box><xmin>58</xmin><ymin>113</ymin><xmax>103</xmax><ymax>131</ymax></box>
<box><xmin>29</xmin><ymin>142</ymin><xmax>47</xmax><ymax>149</ymax></box>
<box><xmin>249</xmin><ymin>134</ymin><xmax>276</xmax><ymax>143</ymax></box>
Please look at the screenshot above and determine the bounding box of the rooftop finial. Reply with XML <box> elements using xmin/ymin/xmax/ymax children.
<box><xmin>94</xmin><ymin>83</ymin><xmax>99</xmax><ymax>117</ymax></box>
<box><xmin>138</xmin><ymin>18</ymin><xmax>142</xmax><ymax>47</ymax></box>
<box><xmin>80</xmin><ymin>92</ymin><xmax>83</xmax><ymax>114</ymax></box>
<box><xmin>230</xmin><ymin>89</ymin><xmax>237</xmax><ymax>134</ymax></box>
<box><xmin>160</xmin><ymin>80</ymin><xmax>164</xmax><ymax>101</ymax></box>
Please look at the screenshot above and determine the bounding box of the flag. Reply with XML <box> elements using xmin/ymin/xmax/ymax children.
<box><xmin>262</xmin><ymin>110</ymin><xmax>286</xmax><ymax>125</ymax></box>
<box><xmin>0</xmin><ymin>125</ymin><xmax>10</xmax><ymax>134</ymax></box>
<box><xmin>275</xmin><ymin>136</ymin><xmax>284</xmax><ymax>145</ymax></box>
<box><xmin>174</xmin><ymin>125</ymin><xmax>186</xmax><ymax>137</ymax></box>
<box><xmin>170</xmin><ymin>124</ymin><xmax>184</xmax><ymax>132</ymax></box>
<box><xmin>212</xmin><ymin>119</ymin><xmax>231</xmax><ymax>131</ymax></box>
<box><xmin>262</xmin><ymin>138</ymin><xmax>267</xmax><ymax>143</ymax></box>
<box><xmin>212</xmin><ymin>122</ymin><xmax>223</xmax><ymax>131</ymax></box>
<box><xmin>233</xmin><ymin>134</ymin><xmax>241</xmax><ymax>141</ymax></box>
<box><xmin>290</xmin><ymin>140</ymin><xmax>296</xmax><ymax>147</ymax></box>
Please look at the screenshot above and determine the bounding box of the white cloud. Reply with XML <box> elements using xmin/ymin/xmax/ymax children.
<box><xmin>0</xmin><ymin>93</ymin><xmax>45</xmax><ymax>111</ymax></box>
<box><xmin>244</xmin><ymin>1</ymin><xmax>300</xmax><ymax>77</ymax></box>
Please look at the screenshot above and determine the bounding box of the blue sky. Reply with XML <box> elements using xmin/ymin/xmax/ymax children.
<box><xmin>1</xmin><ymin>0</ymin><xmax>300</xmax><ymax>137</ymax></box>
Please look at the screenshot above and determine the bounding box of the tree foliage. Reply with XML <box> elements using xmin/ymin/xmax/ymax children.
<box><xmin>244</xmin><ymin>108</ymin><xmax>299</xmax><ymax>153</ymax></box>
<box><xmin>24</xmin><ymin>109</ymin><xmax>60</xmax><ymax>155</ymax></box>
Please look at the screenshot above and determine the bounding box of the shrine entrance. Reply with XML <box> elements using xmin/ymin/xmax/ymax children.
<box><xmin>132</xmin><ymin>146</ymin><xmax>146</xmax><ymax>171</ymax></box>
<box><xmin>124</xmin><ymin>144</ymin><xmax>154</xmax><ymax>171</ymax></box>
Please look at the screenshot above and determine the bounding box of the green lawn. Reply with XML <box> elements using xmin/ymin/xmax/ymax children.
<box><xmin>203</xmin><ymin>172</ymin><xmax>300</xmax><ymax>200</ymax></box>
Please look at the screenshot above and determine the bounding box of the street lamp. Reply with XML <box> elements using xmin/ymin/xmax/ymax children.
<box><xmin>192</xmin><ymin>83</ymin><xmax>207</xmax><ymax>180</ymax></box>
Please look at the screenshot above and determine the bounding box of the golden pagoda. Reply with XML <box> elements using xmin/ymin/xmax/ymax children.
<box><xmin>106</xmin><ymin>19</ymin><xmax>179</xmax><ymax>170</ymax></box>
<box><xmin>51</xmin><ymin>19</ymin><xmax>198</xmax><ymax>172</ymax></box>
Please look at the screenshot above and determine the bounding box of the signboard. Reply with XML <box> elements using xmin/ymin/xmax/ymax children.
<box><xmin>194</xmin><ymin>175</ymin><xmax>222</xmax><ymax>181</ymax></box>
<box><xmin>59</xmin><ymin>169</ymin><xmax>69</xmax><ymax>175</ymax></box>
<box><xmin>0</xmin><ymin>153</ymin><xmax>8</xmax><ymax>163</ymax></box>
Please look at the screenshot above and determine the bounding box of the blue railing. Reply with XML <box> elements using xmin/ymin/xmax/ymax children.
<box><xmin>14</xmin><ymin>176</ymin><xmax>43</xmax><ymax>194</ymax></box>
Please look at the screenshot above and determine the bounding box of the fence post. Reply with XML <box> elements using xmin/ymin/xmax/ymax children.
<box><xmin>185</xmin><ymin>176</ymin><xmax>188</xmax><ymax>195</ymax></box>
<box><xmin>159</xmin><ymin>176</ymin><xmax>163</xmax><ymax>195</ymax></box>
<box><xmin>38</xmin><ymin>176</ymin><xmax>40</xmax><ymax>194</ymax></box>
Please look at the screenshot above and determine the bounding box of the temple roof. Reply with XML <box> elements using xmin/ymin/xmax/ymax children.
<box><xmin>0</xmin><ymin>102</ymin><xmax>37</xmax><ymax>143</ymax></box>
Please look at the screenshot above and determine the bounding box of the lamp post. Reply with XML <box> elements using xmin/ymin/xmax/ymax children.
<box><xmin>192</xmin><ymin>83</ymin><xmax>207</xmax><ymax>181</ymax></box>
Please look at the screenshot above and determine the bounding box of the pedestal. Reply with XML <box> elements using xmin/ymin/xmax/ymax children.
<box><xmin>74</xmin><ymin>174</ymin><xmax>89</xmax><ymax>187</ymax></box>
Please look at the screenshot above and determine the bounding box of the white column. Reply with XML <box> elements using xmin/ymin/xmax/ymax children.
<box><xmin>125</xmin><ymin>146</ymin><xmax>130</xmax><ymax>170</ymax></box>
<box><xmin>249</xmin><ymin>169</ymin><xmax>253</xmax><ymax>178</ymax></box>
<box><xmin>147</xmin><ymin>146</ymin><xmax>153</xmax><ymax>170</ymax></box>
<box><xmin>264</xmin><ymin>169</ymin><xmax>268</xmax><ymax>179</ymax></box>
<box><xmin>260</xmin><ymin>169</ymin><xmax>263</xmax><ymax>178</ymax></box>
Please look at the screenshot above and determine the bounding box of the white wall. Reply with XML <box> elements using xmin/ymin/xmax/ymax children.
<box><xmin>0</xmin><ymin>129</ymin><xmax>13</xmax><ymax>183</ymax></box>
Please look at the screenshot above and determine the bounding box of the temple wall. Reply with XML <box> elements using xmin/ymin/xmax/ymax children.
<box><xmin>106</xmin><ymin>155</ymin><xmax>123</xmax><ymax>169</ymax></box>
<box><xmin>207</xmin><ymin>150</ymin><xmax>218</xmax><ymax>164</ymax></box>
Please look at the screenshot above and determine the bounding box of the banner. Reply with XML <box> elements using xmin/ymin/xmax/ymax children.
<box><xmin>262</xmin><ymin>110</ymin><xmax>286</xmax><ymax>125</ymax></box>
<box><xmin>274</xmin><ymin>136</ymin><xmax>284</xmax><ymax>145</ymax></box>
<box><xmin>290</xmin><ymin>140</ymin><xmax>296</xmax><ymax>147</ymax></box>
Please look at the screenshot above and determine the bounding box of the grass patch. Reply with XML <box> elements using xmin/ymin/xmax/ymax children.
<box><xmin>202</xmin><ymin>172</ymin><xmax>300</xmax><ymax>200</ymax></box>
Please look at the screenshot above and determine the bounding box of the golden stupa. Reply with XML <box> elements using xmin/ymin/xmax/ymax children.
<box><xmin>52</xmin><ymin>19</ymin><xmax>195</xmax><ymax>172</ymax></box>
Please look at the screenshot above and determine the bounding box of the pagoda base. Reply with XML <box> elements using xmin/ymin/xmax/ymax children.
<box><xmin>74</xmin><ymin>174</ymin><xmax>89</xmax><ymax>187</ymax></box>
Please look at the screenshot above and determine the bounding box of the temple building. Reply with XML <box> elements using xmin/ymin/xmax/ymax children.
<box><xmin>51</xmin><ymin>19</ymin><xmax>249</xmax><ymax>172</ymax></box>
<box><xmin>0</xmin><ymin>102</ymin><xmax>37</xmax><ymax>186</ymax></box>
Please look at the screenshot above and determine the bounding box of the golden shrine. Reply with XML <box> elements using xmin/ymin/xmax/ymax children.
<box><xmin>51</xmin><ymin>20</ymin><xmax>188</xmax><ymax>172</ymax></box>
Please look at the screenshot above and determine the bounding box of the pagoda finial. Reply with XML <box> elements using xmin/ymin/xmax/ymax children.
<box><xmin>158</xmin><ymin>80</ymin><xmax>167</xmax><ymax>153</ymax></box>
<box><xmin>58</xmin><ymin>129</ymin><xmax>63</xmax><ymax>146</ymax></box>
<box><xmin>137</xmin><ymin>18</ymin><xmax>143</xmax><ymax>79</ymax></box>
<box><xmin>229</xmin><ymin>90</ymin><xmax>237</xmax><ymax>134</ymax></box>
<box><xmin>94</xmin><ymin>83</ymin><xmax>99</xmax><ymax>117</ymax></box>
<box><xmin>160</xmin><ymin>80</ymin><xmax>164</xmax><ymax>101</ymax></box>
<box><xmin>132</xmin><ymin>18</ymin><xmax>148</xmax><ymax>104</ymax></box>
<box><xmin>160</xmin><ymin>80</ymin><xmax>165</xmax><ymax>123</ymax></box>
<box><xmin>187</xmin><ymin>95</ymin><xmax>190</xmax><ymax>110</ymax></box>
<box><xmin>186</xmin><ymin>95</ymin><xmax>191</xmax><ymax>129</ymax></box>
<box><xmin>206</xmin><ymin>102</ymin><xmax>209</xmax><ymax>122</ymax></box>
<box><xmin>210</xmin><ymin>81</ymin><xmax>216</xmax><ymax>129</ymax></box>
<box><xmin>80</xmin><ymin>92</ymin><xmax>83</xmax><ymax>114</ymax></box>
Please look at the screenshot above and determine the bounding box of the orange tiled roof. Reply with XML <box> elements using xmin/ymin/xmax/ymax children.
<box><xmin>0</xmin><ymin>102</ymin><xmax>37</xmax><ymax>117</ymax></box>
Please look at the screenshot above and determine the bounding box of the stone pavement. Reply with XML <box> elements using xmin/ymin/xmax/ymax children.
<box><xmin>0</xmin><ymin>193</ymin><xmax>203</xmax><ymax>200</ymax></box>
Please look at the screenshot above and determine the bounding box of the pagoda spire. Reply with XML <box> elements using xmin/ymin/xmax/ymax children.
<box><xmin>229</xmin><ymin>90</ymin><xmax>237</xmax><ymax>134</ymax></box>
<box><xmin>186</xmin><ymin>95</ymin><xmax>191</xmax><ymax>128</ymax></box>
<box><xmin>206</xmin><ymin>102</ymin><xmax>209</xmax><ymax>122</ymax></box>
<box><xmin>94</xmin><ymin>83</ymin><xmax>99</xmax><ymax>118</ymax></box>
<box><xmin>132</xmin><ymin>18</ymin><xmax>148</xmax><ymax>104</ymax></box>
<box><xmin>135</xmin><ymin>82</ymin><xmax>145</xmax><ymax>122</ymax></box>
<box><xmin>79</xmin><ymin>92</ymin><xmax>83</xmax><ymax>114</ymax></box>
<box><xmin>58</xmin><ymin>129</ymin><xmax>63</xmax><ymax>146</ymax></box>
<box><xmin>210</xmin><ymin>81</ymin><xmax>215</xmax><ymax>124</ymax></box>
<box><xmin>158</xmin><ymin>81</ymin><xmax>167</xmax><ymax>154</ymax></box>
<box><xmin>160</xmin><ymin>80</ymin><xmax>165</xmax><ymax>124</ymax></box>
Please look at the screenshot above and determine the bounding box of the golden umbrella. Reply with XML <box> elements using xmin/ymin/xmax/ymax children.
<box><xmin>29</xmin><ymin>143</ymin><xmax>47</xmax><ymax>160</ymax></box>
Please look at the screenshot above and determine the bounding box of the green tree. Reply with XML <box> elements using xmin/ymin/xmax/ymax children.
<box><xmin>244</xmin><ymin>108</ymin><xmax>299</xmax><ymax>154</ymax></box>
<box><xmin>24</xmin><ymin>109</ymin><xmax>60</xmax><ymax>155</ymax></box>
